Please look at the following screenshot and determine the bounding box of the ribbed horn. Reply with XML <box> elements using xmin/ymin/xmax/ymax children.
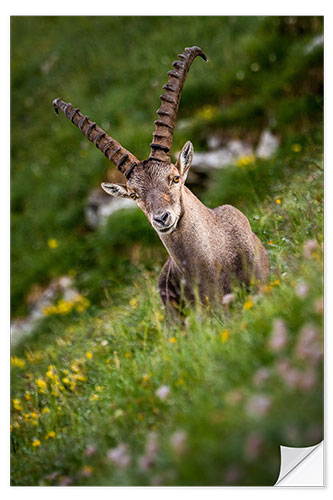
<box><xmin>52</xmin><ymin>98</ymin><xmax>139</xmax><ymax>178</ymax></box>
<box><xmin>150</xmin><ymin>46</ymin><xmax>207</xmax><ymax>163</ymax></box>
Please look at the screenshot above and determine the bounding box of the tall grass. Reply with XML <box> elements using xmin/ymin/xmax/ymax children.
<box><xmin>11</xmin><ymin>164</ymin><xmax>323</xmax><ymax>486</ymax></box>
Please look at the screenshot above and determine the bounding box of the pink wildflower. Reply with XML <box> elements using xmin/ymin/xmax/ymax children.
<box><xmin>246</xmin><ymin>394</ymin><xmax>271</xmax><ymax>418</ymax></box>
<box><xmin>268</xmin><ymin>318</ymin><xmax>288</xmax><ymax>351</ymax></box>
<box><xmin>107</xmin><ymin>443</ymin><xmax>131</xmax><ymax>469</ymax></box>
<box><xmin>170</xmin><ymin>430</ymin><xmax>187</xmax><ymax>455</ymax></box>
<box><xmin>245</xmin><ymin>432</ymin><xmax>263</xmax><ymax>461</ymax></box>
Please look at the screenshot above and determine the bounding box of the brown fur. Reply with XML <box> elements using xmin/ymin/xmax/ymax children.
<box><xmin>102</xmin><ymin>153</ymin><xmax>270</xmax><ymax>311</ymax></box>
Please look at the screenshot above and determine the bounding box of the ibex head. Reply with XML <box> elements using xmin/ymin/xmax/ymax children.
<box><xmin>102</xmin><ymin>141</ymin><xmax>193</xmax><ymax>234</ymax></box>
<box><xmin>53</xmin><ymin>46</ymin><xmax>206</xmax><ymax>235</ymax></box>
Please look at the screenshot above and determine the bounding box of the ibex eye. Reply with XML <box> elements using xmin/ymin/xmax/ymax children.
<box><xmin>173</xmin><ymin>176</ymin><xmax>180</xmax><ymax>184</ymax></box>
<box><xmin>130</xmin><ymin>193</ymin><xmax>138</xmax><ymax>200</ymax></box>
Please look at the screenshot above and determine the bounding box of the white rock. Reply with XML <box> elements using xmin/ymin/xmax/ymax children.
<box><xmin>256</xmin><ymin>129</ymin><xmax>280</xmax><ymax>159</ymax></box>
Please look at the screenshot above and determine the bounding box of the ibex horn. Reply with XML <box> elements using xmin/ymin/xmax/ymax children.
<box><xmin>150</xmin><ymin>46</ymin><xmax>207</xmax><ymax>163</ymax></box>
<box><xmin>52</xmin><ymin>98</ymin><xmax>139</xmax><ymax>178</ymax></box>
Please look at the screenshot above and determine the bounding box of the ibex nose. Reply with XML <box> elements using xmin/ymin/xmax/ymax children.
<box><xmin>153</xmin><ymin>212</ymin><xmax>169</xmax><ymax>226</ymax></box>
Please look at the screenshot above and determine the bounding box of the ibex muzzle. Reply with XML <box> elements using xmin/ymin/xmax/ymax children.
<box><xmin>53</xmin><ymin>46</ymin><xmax>270</xmax><ymax>310</ymax></box>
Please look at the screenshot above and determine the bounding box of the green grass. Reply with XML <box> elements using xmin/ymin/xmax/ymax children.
<box><xmin>11</xmin><ymin>164</ymin><xmax>323</xmax><ymax>486</ymax></box>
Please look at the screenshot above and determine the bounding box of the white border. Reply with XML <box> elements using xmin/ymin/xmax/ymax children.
<box><xmin>3</xmin><ymin>2</ymin><xmax>332</xmax><ymax>498</ymax></box>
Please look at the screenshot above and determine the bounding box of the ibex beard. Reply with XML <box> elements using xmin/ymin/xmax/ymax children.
<box><xmin>53</xmin><ymin>46</ymin><xmax>270</xmax><ymax>313</ymax></box>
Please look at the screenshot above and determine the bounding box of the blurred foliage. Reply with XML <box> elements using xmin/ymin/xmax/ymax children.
<box><xmin>11</xmin><ymin>16</ymin><xmax>322</xmax><ymax>317</ymax></box>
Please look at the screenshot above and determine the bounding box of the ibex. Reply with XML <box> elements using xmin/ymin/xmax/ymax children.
<box><xmin>53</xmin><ymin>46</ymin><xmax>270</xmax><ymax>311</ymax></box>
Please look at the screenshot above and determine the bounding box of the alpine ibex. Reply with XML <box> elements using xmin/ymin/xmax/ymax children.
<box><xmin>53</xmin><ymin>46</ymin><xmax>270</xmax><ymax>311</ymax></box>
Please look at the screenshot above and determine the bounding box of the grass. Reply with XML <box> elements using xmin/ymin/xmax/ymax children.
<box><xmin>11</xmin><ymin>162</ymin><xmax>323</xmax><ymax>486</ymax></box>
<box><xmin>11</xmin><ymin>16</ymin><xmax>323</xmax><ymax>486</ymax></box>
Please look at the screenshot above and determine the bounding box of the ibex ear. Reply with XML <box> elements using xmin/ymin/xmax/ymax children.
<box><xmin>101</xmin><ymin>183</ymin><xmax>130</xmax><ymax>198</ymax></box>
<box><xmin>177</xmin><ymin>141</ymin><xmax>193</xmax><ymax>181</ymax></box>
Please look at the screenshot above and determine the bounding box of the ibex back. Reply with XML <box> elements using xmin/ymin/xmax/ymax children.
<box><xmin>53</xmin><ymin>46</ymin><xmax>270</xmax><ymax>311</ymax></box>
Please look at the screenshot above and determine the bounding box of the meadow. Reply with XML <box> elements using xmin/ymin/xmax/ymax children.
<box><xmin>11</xmin><ymin>16</ymin><xmax>323</xmax><ymax>486</ymax></box>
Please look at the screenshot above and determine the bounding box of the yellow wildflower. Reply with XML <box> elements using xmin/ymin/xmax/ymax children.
<box><xmin>96</xmin><ymin>386</ymin><xmax>102</xmax><ymax>392</ymax></box>
<box><xmin>93</xmin><ymin>394</ymin><xmax>99</xmax><ymax>400</ymax></box>
<box><xmin>45</xmin><ymin>431</ymin><xmax>56</xmax><ymax>439</ymax></box>
<box><xmin>30</xmin><ymin>411</ymin><xmax>39</xmax><ymax>419</ymax></box>
<box><xmin>198</xmin><ymin>105</ymin><xmax>215</xmax><ymax>120</ymax></box>
<box><xmin>47</xmin><ymin>238</ymin><xmax>59</xmax><ymax>249</ymax></box>
<box><xmin>143</xmin><ymin>372</ymin><xmax>152</xmax><ymax>382</ymax></box>
<box><xmin>24</xmin><ymin>392</ymin><xmax>31</xmax><ymax>401</ymax></box>
<box><xmin>42</xmin><ymin>305</ymin><xmax>57</xmax><ymax>316</ymax></box>
<box><xmin>42</xmin><ymin>407</ymin><xmax>50</xmax><ymax>415</ymax></box>
<box><xmin>24</xmin><ymin>413</ymin><xmax>30</xmax><ymax>421</ymax></box>
<box><xmin>86</xmin><ymin>351</ymin><xmax>93</xmax><ymax>360</ymax></box>
<box><xmin>268</xmin><ymin>240</ymin><xmax>274</xmax><ymax>245</ymax></box>
<box><xmin>11</xmin><ymin>356</ymin><xmax>26</xmax><ymax>369</ymax></box>
<box><xmin>57</xmin><ymin>300</ymin><xmax>72</xmax><ymax>314</ymax></box>
<box><xmin>275</xmin><ymin>198</ymin><xmax>281</xmax><ymax>205</ymax></box>
<box><xmin>32</xmin><ymin>438</ymin><xmax>41</xmax><ymax>447</ymax></box>
<box><xmin>169</xmin><ymin>337</ymin><xmax>177</xmax><ymax>343</ymax></box>
<box><xmin>236</xmin><ymin>154</ymin><xmax>256</xmax><ymax>167</ymax></box>
<box><xmin>36</xmin><ymin>378</ymin><xmax>47</xmax><ymax>393</ymax></box>
<box><xmin>129</xmin><ymin>298</ymin><xmax>138</xmax><ymax>309</ymax></box>
<box><xmin>154</xmin><ymin>312</ymin><xmax>164</xmax><ymax>322</ymax></box>
<box><xmin>81</xmin><ymin>465</ymin><xmax>93</xmax><ymax>477</ymax></box>
<box><xmin>46</xmin><ymin>365</ymin><xmax>57</xmax><ymax>379</ymax></box>
<box><xmin>243</xmin><ymin>299</ymin><xmax>254</xmax><ymax>311</ymax></box>
<box><xmin>74</xmin><ymin>374</ymin><xmax>87</xmax><ymax>382</ymax></box>
<box><xmin>12</xmin><ymin>399</ymin><xmax>23</xmax><ymax>411</ymax></box>
<box><xmin>291</xmin><ymin>143</ymin><xmax>302</xmax><ymax>153</ymax></box>
<box><xmin>272</xmin><ymin>279</ymin><xmax>280</xmax><ymax>286</ymax></box>
<box><xmin>114</xmin><ymin>351</ymin><xmax>120</xmax><ymax>369</ymax></box>
<box><xmin>221</xmin><ymin>329</ymin><xmax>230</xmax><ymax>343</ymax></box>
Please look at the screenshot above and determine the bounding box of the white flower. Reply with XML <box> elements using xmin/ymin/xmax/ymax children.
<box><xmin>155</xmin><ymin>385</ymin><xmax>170</xmax><ymax>401</ymax></box>
<box><xmin>222</xmin><ymin>293</ymin><xmax>234</xmax><ymax>305</ymax></box>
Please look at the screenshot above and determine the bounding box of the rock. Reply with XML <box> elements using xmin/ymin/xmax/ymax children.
<box><xmin>304</xmin><ymin>34</ymin><xmax>323</xmax><ymax>54</ymax></box>
<box><xmin>185</xmin><ymin>139</ymin><xmax>254</xmax><ymax>172</ymax></box>
<box><xmin>11</xmin><ymin>276</ymin><xmax>80</xmax><ymax>345</ymax></box>
<box><xmin>85</xmin><ymin>187</ymin><xmax>136</xmax><ymax>228</ymax></box>
<box><xmin>255</xmin><ymin>129</ymin><xmax>280</xmax><ymax>159</ymax></box>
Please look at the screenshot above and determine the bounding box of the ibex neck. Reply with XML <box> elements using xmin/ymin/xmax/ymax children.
<box><xmin>159</xmin><ymin>187</ymin><xmax>216</xmax><ymax>274</ymax></box>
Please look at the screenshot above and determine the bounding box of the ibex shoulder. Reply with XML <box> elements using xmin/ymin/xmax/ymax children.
<box><xmin>213</xmin><ymin>204</ymin><xmax>252</xmax><ymax>230</ymax></box>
